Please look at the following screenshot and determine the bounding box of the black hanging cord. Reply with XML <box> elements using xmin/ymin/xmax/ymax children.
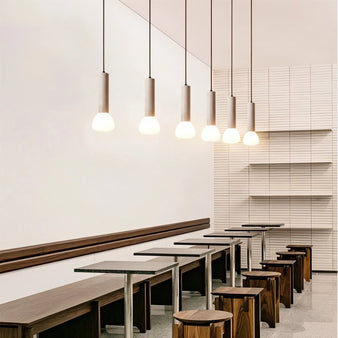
<box><xmin>185</xmin><ymin>0</ymin><xmax>187</xmax><ymax>85</ymax></box>
<box><xmin>210</xmin><ymin>0</ymin><xmax>213</xmax><ymax>91</ymax></box>
<box><xmin>230</xmin><ymin>0</ymin><xmax>233</xmax><ymax>95</ymax></box>
<box><xmin>149</xmin><ymin>0</ymin><xmax>152</xmax><ymax>78</ymax></box>
<box><xmin>250</xmin><ymin>0</ymin><xmax>253</xmax><ymax>102</ymax></box>
<box><xmin>102</xmin><ymin>0</ymin><xmax>105</xmax><ymax>72</ymax></box>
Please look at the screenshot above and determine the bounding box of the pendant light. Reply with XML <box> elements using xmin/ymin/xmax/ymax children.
<box><xmin>175</xmin><ymin>0</ymin><xmax>196</xmax><ymax>139</ymax></box>
<box><xmin>222</xmin><ymin>0</ymin><xmax>240</xmax><ymax>144</ymax></box>
<box><xmin>138</xmin><ymin>0</ymin><xmax>160</xmax><ymax>135</ymax></box>
<box><xmin>202</xmin><ymin>0</ymin><xmax>220</xmax><ymax>142</ymax></box>
<box><xmin>92</xmin><ymin>0</ymin><xmax>115</xmax><ymax>132</ymax></box>
<box><xmin>243</xmin><ymin>0</ymin><xmax>259</xmax><ymax>145</ymax></box>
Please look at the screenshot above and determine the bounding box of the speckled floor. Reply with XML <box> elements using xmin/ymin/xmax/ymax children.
<box><xmin>101</xmin><ymin>272</ymin><xmax>337</xmax><ymax>338</ymax></box>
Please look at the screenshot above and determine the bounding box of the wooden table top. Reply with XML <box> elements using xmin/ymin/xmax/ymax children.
<box><xmin>74</xmin><ymin>260</ymin><xmax>178</xmax><ymax>275</ymax></box>
<box><xmin>225</xmin><ymin>227</ymin><xmax>272</xmax><ymax>232</ymax></box>
<box><xmin>286</xmin><ymin>244</ymin><xmax>313</xmax><ymax>248</ymax></box>
<box><xmin>242</xmin><ymin>223</ymin><xmax>285</xmax><ymax>228</ymax></box>
<box><xmin>173</xmin><ymin>310</ymin><xmax>233</xmax><ymax>324</ymax></box>
<box><xmin>276</xmin><ymin>251</ymin><xmax>306</xmax><ymax>256</ymax></box>
<box><xmin>260</xmin><ymin>260</ymin><xmax>296</xmax><ymax>265</ymax></box>
<box><xmin>212</xmin><ymin>286</ymin><xmax>264</xmax><ymax>297</ymax></box>
<box><xmin>242</xmin><ymin>271</ymin><xmax>281</xmax><ymax>278</ymax></box>
<box><xmin>134</xmin><ymin>247</ymin><xmax>214</xmax><ymax>257</ymax></box>
<box><xmin>204</xmin><ymin>232</ymin><xmax>259</xmax><ymax>238</ymax></box>
<box><xmin>174</xmin><ymin>238</ymin><xmax>241</xmax><ymax>246</ymax></box>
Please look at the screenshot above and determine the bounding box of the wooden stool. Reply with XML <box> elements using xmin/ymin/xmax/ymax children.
<box><xmin>260</xmin><ymin>260</ymin><xmax>296</xmax><ymax>308</ymax></box>
<box><xmin>276</xmin><ymin>251</ymin><xmax>305</xmax><ymax>293</ymax></box>
<box><xmin>173</xmin><ymin>310</ymin><xmax>233</xmax><ymax>338</ymax></box>
<box><xmin>287</xmin><ymin>244</ymin><xmax>313</xmax><ymax>282</ymax></box>
<box><xmin>242</xmin><ymin>271</ymin><xmax>281</xmax><ymax>328</ymax></box>
<box><xmin>212</xmin><ymin>287</ymin><xmax>263</xmax><ymax>338</ymax></box>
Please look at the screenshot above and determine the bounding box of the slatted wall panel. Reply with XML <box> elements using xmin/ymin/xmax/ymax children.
<box><xmin>214</xmin><ymin>64</ymin><xmax>337</xmax><ymax>271</ymax></box>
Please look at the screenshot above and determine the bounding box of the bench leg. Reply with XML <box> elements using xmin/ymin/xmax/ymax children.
<box><xmin>243</xmin><ymin>278</ymin><xmax>277</xmax><ymax>328</ymax></box>
<box><xmin>215</xmin><ymin>296</ymin><xmax>255</xmax><ymax>337</ymax></box>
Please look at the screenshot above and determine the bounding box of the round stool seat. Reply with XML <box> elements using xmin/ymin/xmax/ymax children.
<box><xmin>173</xmin><ymin>310</ymin><xmax>233</xmax><ymax>325</ymax></box>
<box><xmin>242</xmin><ymin>271</ymin><xmax>281</xmax><ymax>279</ymax></box>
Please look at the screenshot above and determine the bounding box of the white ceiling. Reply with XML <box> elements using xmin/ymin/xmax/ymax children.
<box><xmin>120</xmin><ymin>0</ymin><xmax>337</xmax><ymax>69</ymax></box>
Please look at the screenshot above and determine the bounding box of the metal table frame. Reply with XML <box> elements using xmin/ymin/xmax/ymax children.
<box><xmin>173</xmin><ymin>238</ymin><xmax>241</xmax><ymax>287</ymax></box>
<box><xmin>204</xmin><ymin>232</ymin><xmax>259</xmax><ymax>271</ymax></box>
<box><xmin>74</xmin><ymin>261</ymin><xmax>179</xmax><ymax>338</ymax></box>
<box><xmin>134</xmin><ymin>247</ymin><xmax>214</xmax><ymax>310</ymax></box>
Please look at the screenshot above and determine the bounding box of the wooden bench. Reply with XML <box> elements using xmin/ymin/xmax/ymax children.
<box><xmin>0</xmin><ymin>274</ymin><xmax>150</xmax><ymax>338</ymax></box>
<box><xmin>286</xmin><ymin>244</ymin><xmax>313</xmax><ymax>282</ymax></box>
<box><xmin>212</xmin><ymin>287</ymin><xmax>263</xmax><ymax>338</ymax></box>
<box><xmin>260</xmin><ymin>260</ymin><xmax>296</xmax><ymax>308</ymax></box>
<box><xmin>242</xmin><ymin>271</ymin><xmax>281</xmax><ymax>328</ymax></box>
<box><xmin>0</xmin><ymin>219</ymin><xmax>211</xmax><ymax>337</ymax></box>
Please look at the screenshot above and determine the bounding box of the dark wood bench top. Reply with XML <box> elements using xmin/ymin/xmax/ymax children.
<box><xmin>173</xmin><ymin>310</ymin><xmax>233</xmax><ymax>324</ymax></box>
<box><xmin>0</xmin><ymin>274</ymin><xmax>147</xmax><ymax>325</ymax></box>
<box><xmin>286</xmin><ymin>244</ymin><xmax>313</xmax><ymax>248</ymax></box>
<box><xmin>276</xmin><ymin>251</ymin><xmax>306</xmax><ymax>256</ymax></box>
<box><xmin>212</xmin><ymin>286</ymin><xmax>263</xmax><ymax>297</ymax></box>
<box><xmin>260</xmin><ymin>260</ymin><xmax>296</xmax><ymax>266</ymax></box>
<box><xmin>242</xmin><ymin>271</ymin><xmax>281</xmax><ymax>278</ymax></box>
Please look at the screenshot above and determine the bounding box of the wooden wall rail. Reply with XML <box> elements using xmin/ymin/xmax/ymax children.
<box><xmin>0</xmin><ymin>218</ymin><xmax>210</xmax><ymax>274</ymax></box>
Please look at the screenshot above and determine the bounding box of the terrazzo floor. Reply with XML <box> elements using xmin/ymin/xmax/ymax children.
<box><xmin>101</xmin><ymin>272</ymin><xmax>337</xmax><ymax>338</ymax></box>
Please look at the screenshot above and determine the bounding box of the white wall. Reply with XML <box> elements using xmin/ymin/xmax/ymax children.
<box><xmin>0</xmin><ymin>0</ymin><xmax>214</xmax><ymax>303</ymax></box>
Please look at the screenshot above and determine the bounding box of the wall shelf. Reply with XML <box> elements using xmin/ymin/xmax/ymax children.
<box><xmin>256</xmin><ymin>128</ymin><xmax>332</xmax><ymax>133</ymax></box>
<box><xmin>250</xmin><ymin>192</ymin><xmax>332</xmax><ymax>197</ymax></box>
<box><xmin>250</xmin><ymin>161</ymin><xmax>332</xmax><ymax>165</ymax></box>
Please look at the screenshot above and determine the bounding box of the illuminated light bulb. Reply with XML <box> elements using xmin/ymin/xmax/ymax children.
<box><xmin>202</xmin><ymin>125</ymin><xmax>220</xmax><ymax>142</ymax></box>
<box><xmin>222</xmin><ymin>128</ymin><xmax>241</xmax><ymax>144</ymax></box>
<box><xmin>138</xmin><ymin>116</ymin><xmax>160</xmax><ymax>135</ymax></box>
<box><xmin>92</xmin><ymin>112</ymin><xmax>115</xmax><ymax>132</ymax></box>
<box><xmin>243</xmin><ymin>131</ymin><xmax>259</xmax><ymax>146</ymax></box>
<box><xmin>175</xmin><ymin>121</ymin><xmax>196</xmax><ymax>139</ymax></box>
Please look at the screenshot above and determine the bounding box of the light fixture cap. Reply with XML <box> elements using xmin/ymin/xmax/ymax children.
<box><xmin>207</xmin><ymin>90</ymin><xmax>216</xmax><ymax>125</ymax></box>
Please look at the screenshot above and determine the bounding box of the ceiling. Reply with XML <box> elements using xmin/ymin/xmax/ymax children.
<box><xmin>120</xmin><ymin>0</ymin><xmax>337</xmax><ymax>69</ymax></box>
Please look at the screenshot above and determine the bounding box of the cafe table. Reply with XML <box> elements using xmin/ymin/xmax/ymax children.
<box><xmin>225</xmin><ymin>227</ymin><xmax>273</xmax><ymax>261</ymax></box>
<box><xmin>204</xmin><ymin>232</ymin><xmax>259</xmax><ymax>271</ymax></box>
<box><xmin>134</xmin><ymin>247</ymin><xmax>214</xmax><ymax>310</ymax></box>
<box><xmin>74</xmin><ymin>260</ymin><xmax>178</xmax><ymax>338</ymax></box>
<box><xmin>173</xmin><ymin>238</ymin><xmax>241</xmax><ymax>287</ymax></box>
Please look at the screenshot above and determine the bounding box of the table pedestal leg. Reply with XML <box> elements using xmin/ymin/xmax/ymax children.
<box><xmin>124</xmin><ymin>274</ymin><xmax>133</xmax><ymax>338</ymax></box>
<box><xmin>261</xmin><ymin>232</ymin><xmax>266</xmax><ymax>261</ymax></box>
<box><xmin>205</xmin><ymin>253</ymin><xmax>212</xmax><ymax>309</ymax></box>
<box><xmin>230</xmin><ymin>244</ymin><xmax>235</xmax><ymax>287</ymax></box>
<box><xmin>247</xmin><ymin>238</ymin><xmax>252</xmax><ymax>271</ymax></box>
<box><xmin>172</xmin><ymin>262</ymin><xmax>180</xmax><ymax>323</ymax></box>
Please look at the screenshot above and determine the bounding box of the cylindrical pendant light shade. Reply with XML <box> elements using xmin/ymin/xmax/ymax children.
<box><xmin>139</xmin><ymin>78</ymin><xmax>160</xmax><ymax>135</ymax></box>
<box><xmin>99</xmin><ymin>72</ymin><xmax>109</xmax><ymax>113</ymax></box>
<box><xmin>181</xmin><ymin>85</ymin><xmax>191</xmax><ymax>121</ymax></box>
<box><xmin>243</xmin><ymin>102</ymin><xmax>259</xmax><ymax>145</ymax></box>
<box><xmin>92</xmin><ymin>72</ymin><xmax>115</xmax><ymax>132</ymax></box>
<box><xmin>228</xmin><ymin>96</ymin><xmax>236</xmax><ymax>128</ymax></box>
<box><xmin>202</xmin><ymin>91</ymin><xmax>220</xmax><ymax>142</ymax></box>
<box><xmin>223</xmin><ymin>96</ymin><xmax>240</xmax><ymax>143</ymax></box>
<box><xmin>176</xmin><ymin>85</ymin><xmax>195</xmax><ymax>139</ymax></box>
